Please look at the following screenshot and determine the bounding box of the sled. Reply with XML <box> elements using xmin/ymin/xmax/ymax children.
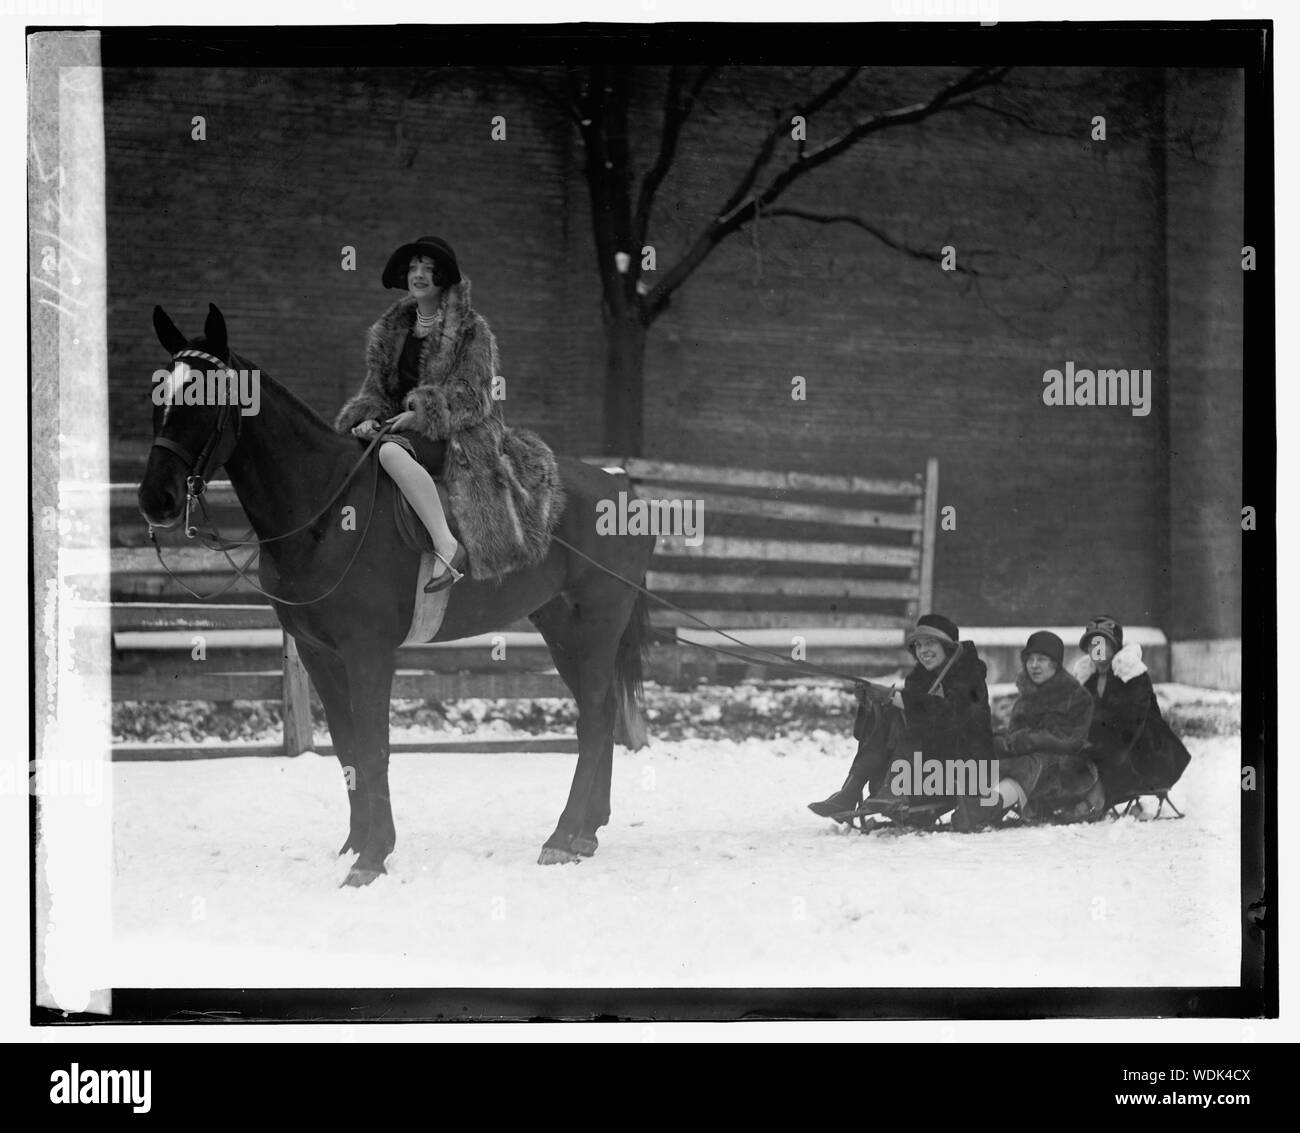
<box><xmin>829</xmin><ymin>796</ymin><xmax>955</xmax><ymax>833</ymax></box>
<box><xmin>1108</xmin><ymin>789</ymin><xmax>1185</xmax><ymax>821</ymax></box>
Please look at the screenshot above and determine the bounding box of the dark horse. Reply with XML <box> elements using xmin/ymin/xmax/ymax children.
<box><xmin>139</xmin><ymin>304</ymin><xmax>656</xmax><ymax>886</ymax></box>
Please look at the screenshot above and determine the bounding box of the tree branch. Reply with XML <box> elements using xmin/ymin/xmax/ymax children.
<box><xmin>948</xmin><ymin>97</ymin><xmax>1097</xmax><ymax>142</ymax></box>
<box><xmin>764</xmin><ymin>208</ymin><xmax>982</xmax><ymax>274</ymax></box>
<box><xmin>714</xmin><ymin>66</ymin><xmax>861</xmax><ymax>223</ymax></box>
<box><xmin>634</xmin><ymin>66</ymin><xmax>716</xmax><ymax>247</ymax></box>
<box><xmin>645</xmin><ymin>65</ymin><xmax>1012</xmax><ymax>320</ymax></box>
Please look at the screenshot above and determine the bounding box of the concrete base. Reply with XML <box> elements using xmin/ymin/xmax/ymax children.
<box><xmin>1170</xmin><ymin>639</ymin><xmax>1241</xmax><ymax>691</ymax></box>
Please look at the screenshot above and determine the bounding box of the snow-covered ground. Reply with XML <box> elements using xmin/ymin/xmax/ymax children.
<box><xmin>110</xmin><ymin>718</ymin><xmax>1240</xmax><ymax>989</ymax></box>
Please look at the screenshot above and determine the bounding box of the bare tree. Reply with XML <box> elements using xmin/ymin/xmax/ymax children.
<box><xmin>495</xmin><ymin>64</ymin><xmax>1015</xmax><ymax>454</ymax></box>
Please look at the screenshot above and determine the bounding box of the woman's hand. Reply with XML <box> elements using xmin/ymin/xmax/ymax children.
<box><xmin>890</xmin><ymin>690</ymin><xmax>904</xmax><ymax>710</ymax></box>
<box><xmin>386</xmin><ymin>410</ymin><xmax>416</xmax><ymax>431</ymax></box>
<box><xmin>351</xmin><ymin>419</ymin><xmax>381</xmax><ymax>438</ymax></box>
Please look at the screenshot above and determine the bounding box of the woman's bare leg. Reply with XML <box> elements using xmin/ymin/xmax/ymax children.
<box><xmin>378</xmin><ymin>441</ymin><xmax>459</xmax><ymax>577</ymax></box>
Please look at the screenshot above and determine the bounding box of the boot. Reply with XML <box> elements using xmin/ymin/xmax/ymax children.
<box><xmin>808</xmin><ymin>763</ymin><xmax>871</xmax><ymax>820</ymax></box>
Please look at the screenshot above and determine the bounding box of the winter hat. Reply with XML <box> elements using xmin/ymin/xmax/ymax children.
<box><xmin>905</xmin><ymin>613</ymin><xmax>960</xmax><ymax>652</ymax></box>
<box><xmin>1079</xmin><ymin>614</ymin><xmax>1123</xmax><ymax>653</ymax></box>
<box><xmin>381</xmin><ymin>235</ymin><xmax>462</xmax><ymax>290</ymax></box>
<box><xmin>1020</xmin><ymin>630</ymin><xmax>1065</xmax><ymax>668</ymax></box>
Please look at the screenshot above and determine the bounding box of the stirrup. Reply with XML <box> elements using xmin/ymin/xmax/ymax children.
<box><xmin>424</xmin><ymin>543</ymin><xmax>467</xmax><ymax>593</ymax></box>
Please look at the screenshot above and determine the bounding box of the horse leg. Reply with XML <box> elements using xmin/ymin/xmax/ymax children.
<box><xmin>532</xmin><ymin>589</ymin><xmax>628</xmax><ymax>864</ymax></box>
<box><xmin>295</xmin><ymin>639</ymin><xmax>367</xmax><ymax>857</ymax></box>
<box><xmin>340</xmin><ymin>650</ymin><xmax>398</xmax><ymax>888</ymax></box>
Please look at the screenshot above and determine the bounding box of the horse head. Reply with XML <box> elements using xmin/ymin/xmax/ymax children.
<box><xmin>139</xmin><ymin>303</ymin><xmax>245</xmax><ymax>529</ymax></box>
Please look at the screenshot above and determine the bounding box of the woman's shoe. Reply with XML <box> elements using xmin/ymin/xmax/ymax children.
<box><xmin>808</xmin><ymin>788</ymin><xmax>863</xmax><ymax>820</ymax></box>
<box><xmin>424</xmin><ymin>542</ymin><xmax>467</xmax><ymax>593</ymax></box>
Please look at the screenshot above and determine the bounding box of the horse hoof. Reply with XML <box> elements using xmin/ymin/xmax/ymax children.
<box><xmin>537</xmin><ymin>846</ymin><xmax>582</xmax><ymax>866</ymax></box>
<box><xmin>341</xmin><ymin>866</ymin><xmax>384</xmax><ymax>888</ymax></box>
<box><xmin>571</xmin><ymin>836</ymin><xmax>598</xmax><ymax>858</ymax></box>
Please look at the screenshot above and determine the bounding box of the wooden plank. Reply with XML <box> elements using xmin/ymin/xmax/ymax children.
<box><xmin>282</xmin><ymin>634</ymin><xmax>313</xmax><ymax>757</ymax></box>
<box><xmin>114</xmin><ymin>517</ymin><xmax>253</xmax><ymax>548</ymax></box>
<box><xmin>391</xmin><ymin>671</ymin><xmax>570</xmax><ymax>699</ymax></box>
<box><xmin>647</xmin><ymin>610</ymin><xmax>912</xmax><ymax>630</ymax></box>
<box><xmin>106</xmin><ymin>603</ymin><xmax>277</xmax><ymax>632</ymax></box>
<box><xmin>113</xmin><ymin>669</ymin><xmax>570</xmax><ymax>702</ymax></box>
<box><xmin>918</xmin><ymin>457</ymin><xmax>939</xmax><ymax>616</ymax></box>
<box><xmin>674</xmin><ymin>626</ymin><xmax>907</xmax><ymax>648</ymax></box>
<box><xmin>105</xmin><ymin>575</ymin><xmax>266</xmax><ymax>602</ymax></box>
<box><xmin>112</xmin><ymin>735</ymin><xmax>580</xmax><ymax>760</ymax></box>
<box><xmin>629</xmin><ymin>486</ymin><xmax>921</xmax><ymax>531</ymax></box>
<box><xmin>107</xmin><ymin>546</ymin><xmax>256</xmax><ymax>574</ymax></box>
<box><xmin>116</xmin><ymin>628</ymin><xmax>284</xmax><ymax>650</ymax></box>
<box><xmin>645</xmin><ymin>571</ymin><xmax>921</xmax><ymax>601</ymax></box>
<box><xmin>652</xmin><ymin>535</ymin><xmax>919</xmax><ymax>568</ymax></box>
<box><xmin>113</xmin><ymin>671</ymin><xmax>284</xmax><ymax>700</ymax></box>
<box><xmin>615</xmin><ymin>459</ymin><xmax>922</xmax><ymax>497</ymax></box>
<box><xmin>93</xmin><ymin>481</ymin><xmax>241</xmax><ymax>509</ymax></box>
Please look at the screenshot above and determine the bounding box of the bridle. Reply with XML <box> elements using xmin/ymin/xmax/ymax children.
<box><xmin>147</xmin><ymin>345</ymin><xmax>393</xmax><ymax>605</ymax></box>
<box><xmin>151</xmin><ymin>348</ymin><xmax>244</xmax><ymax>539</ymax></box>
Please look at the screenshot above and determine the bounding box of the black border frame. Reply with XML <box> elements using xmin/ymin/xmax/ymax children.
<box><xmin>29</xmin><ymin>18</ymin><xmax>1275</xmax><ymax>1024</ymax></box>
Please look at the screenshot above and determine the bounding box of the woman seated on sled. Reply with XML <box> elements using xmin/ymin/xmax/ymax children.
<box><xmin>984</xmin><ymin>631</ymin><xmax>1103</xmax><ymax>825</ymax></box>
<box><xmin>1071</xmin><ymin>615</ymin><xmax>1192</xmax><ymax>812</ymax></box>
<box><xmin>808</xmin><ymin>613</ymin><xmax>996</xmax><ymax>827</ymax></box>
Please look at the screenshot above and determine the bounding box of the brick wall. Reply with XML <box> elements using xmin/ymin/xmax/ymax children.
<box><xmin>104</xmin><ymin>65</ymin><xmax>1243</xmax><ymax>632</ymax></box>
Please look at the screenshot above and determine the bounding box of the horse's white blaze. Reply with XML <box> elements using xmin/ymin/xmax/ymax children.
<box><xmin>161</xmin><ymin>361</ymin><xmax>199</xmax><ymax>425</ymax></box>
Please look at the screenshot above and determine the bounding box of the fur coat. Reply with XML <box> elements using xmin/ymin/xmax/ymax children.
<box><xmin>1072</xmin><ymin>643</ymin><xmax>1192</xmax><ymax>801</ymax></box>
<box><xmin>997</xmin><ymin>666</ymin><xmax>1094</xmax><ymax>757</ymax></box>
<box><xmin>334</xmin><ymin>279</ymin><xmax>563</xmax><ymax>581</ymax></box>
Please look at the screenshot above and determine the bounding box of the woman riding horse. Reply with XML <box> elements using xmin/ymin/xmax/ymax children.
<box><xmin>335</xmin><ymin>235</ymin><xmax>534</xmax><ymax>590</ymax></box>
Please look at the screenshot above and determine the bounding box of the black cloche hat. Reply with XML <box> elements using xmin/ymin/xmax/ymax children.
<box><xmin>381</xmin><ymin>235</ymin><xmax>462</xmax><ymax>290</ymax></box>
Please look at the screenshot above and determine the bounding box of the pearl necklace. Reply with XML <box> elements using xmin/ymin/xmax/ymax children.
<box><xmin>414</xmin><ymin>308</ymin><xmax>438</xmax><ymax>338</ymax></box>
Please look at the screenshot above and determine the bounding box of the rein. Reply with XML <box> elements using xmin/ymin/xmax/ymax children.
<box><xmin>548</xmin><ymin>533</ymin><xmax>895</xmax><ymax>696</ymax></box>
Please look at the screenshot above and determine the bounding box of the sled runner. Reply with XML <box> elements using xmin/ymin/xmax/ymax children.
<box><xmin>827</xmin><ymin>796</ymin><xmax>960</xmax><ymax>832</ymax></box>
<box><xmin>1108</xmin><ymin>789</ymin><xmax>1185</xmax><ymax>820</ymax></box>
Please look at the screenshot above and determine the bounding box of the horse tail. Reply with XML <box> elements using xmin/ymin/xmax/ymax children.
<box><xmin>613</xmin><ymin>590</ymin><xmax>651</xmax><ymax>750</ymax></box>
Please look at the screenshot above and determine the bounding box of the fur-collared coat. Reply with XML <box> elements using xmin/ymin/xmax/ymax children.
<box><xmin>1072</xmin><ymin>644</ymin><xmax>1192</xmax><ymax>803</ymax></box>
<box><xmin>852</xmin><ymin>641</ymin><xmax>995</xmax><ymax>764</ymax></box>
<box><xmin>334</xmin><ymin>279</ymin><xmax>563</xmax><ymax>581</ymax></box>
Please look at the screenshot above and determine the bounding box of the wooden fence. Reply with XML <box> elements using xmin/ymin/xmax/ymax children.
<box><xmin>97</xmin><ymin>458</ymin><xmax>939</xmax><ymax>757</ymax></box>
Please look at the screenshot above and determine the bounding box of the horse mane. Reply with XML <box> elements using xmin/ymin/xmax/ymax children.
<box><xmin>228</xmin><ymin>347</ymin><xmax>346</xmax><ymax>443</ymax></box>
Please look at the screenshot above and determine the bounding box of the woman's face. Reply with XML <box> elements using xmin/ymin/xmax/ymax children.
<box><xmin>408</xmin><ymin>255</ymin><xmax>439</xmax><ymax>297</ymax></box>
<box><xmin>913</xmin><ymin>636</ymin><xmax>946</xmax><ymax>671</ymax></box>
<box><xmin>1025</xmin><ymin>652</ymin><xmax>1058</xmax><ymax>685</ymax></box>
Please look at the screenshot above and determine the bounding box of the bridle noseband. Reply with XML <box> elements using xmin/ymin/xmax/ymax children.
<box><xmin>151</xmin><ymin>348</ymin><xmax>243</xmax><ymax>537</ymax></box>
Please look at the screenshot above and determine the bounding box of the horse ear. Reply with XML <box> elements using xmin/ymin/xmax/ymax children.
<box><xmin>153</xmin><ymin>305</ymin><xmax>186</xmax><ymax>355</ymax></box>
<box><xmin>204</xmin><ymin>303</ymin><xmax>228</xmax><ymax>354</ymax></box>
